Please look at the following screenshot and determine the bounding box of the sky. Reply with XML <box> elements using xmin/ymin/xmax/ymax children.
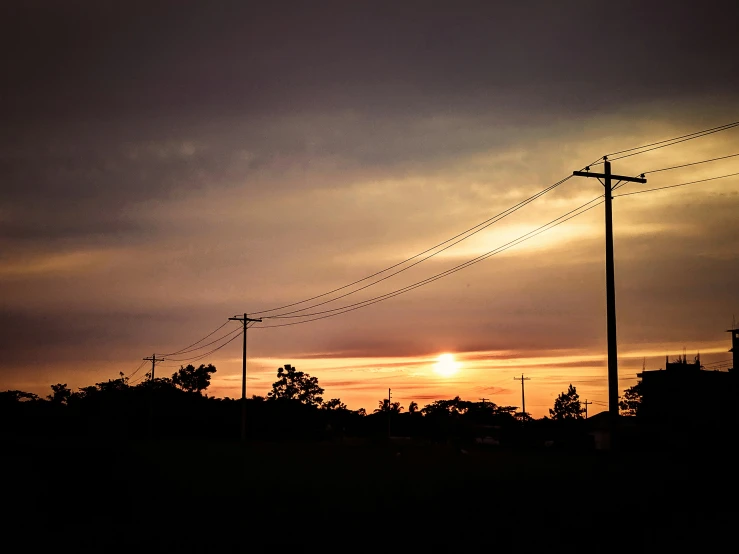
<box><xmin>2</xmin><ymin>0</ymin><xmax>739</xmax><ymax>417</ymax></box>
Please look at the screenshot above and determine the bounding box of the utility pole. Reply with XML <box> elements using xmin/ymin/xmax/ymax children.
<box><xmin>583</xmin><ymin>399</ymin><xmax>592</xmax><ymax>419</ymax></box>
<box><xmin>387</xmin><ymin>388</ymin><xmax>392</xmax><ymax>439</ymax></box>
<box><xmin>143</xmin><ymin>353</ymin><xmax>166</xmax><ymax>381</ymax></box>
<box><xmin>229</xmin><ymin>313</ymin><xmax>262</xmax><ymax>441</ymax></box>
<box><xmin>143</xmin><ymin>353</ymin><xmax>165</xmax><ymax>438</ymax></box>
<box><xmin>480</xmin><ymin>397</ymin><xmax>488</xmax><ymax>406</ymax></box>
<box><xmin>514</xmin><ymin>374</ymin><xmax>530</xmax><ymax>418</ymax></box>
<box><xmin>573</xmin><ymin>159</ymin><xmax>646</xmax><ymax>417</ymax></box>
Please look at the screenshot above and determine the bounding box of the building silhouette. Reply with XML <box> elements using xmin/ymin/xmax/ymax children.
<box><xmin>729</xmin><ymin>325</ymin><xmax>739</xmax><ymax>375</ymax></box>
<box><xmin>637</xmin><ymin>332</ymin><xmax>737</xmax><ymax>428</ymax></box>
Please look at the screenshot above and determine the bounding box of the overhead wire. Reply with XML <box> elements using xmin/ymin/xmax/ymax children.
<box><xmin>163</xmin><ymin>325</ymin><xmax>241</xmax><ymax>358</ymax></box>
<box><xmin>639</xmin><ymin>152</ymin><xmax>739</xmax><ymax>175</ymax></box>
<box><xmin>249</xmin><ymin>175</ymin><xmax>576</xmax><ymax>316</ymax></box>
<box><xmin>253</xmin><ymin>196</ymin><xmax>605</xmax><ymax>328</ymax></box>
<box><xmin>126</xmin><ymin>360</ymin><xmax>148</xmax><ymax>380</ymax></box>
<box><xmin>609</xmin><ymin>124</ymin><xmax>739</xmax><ymax>162</ymax></box>
<box><xmin>129</xmin><ymin>374</ymin><xmax>146</xmax><ymax>386</ymax></box>
<box><xmin>265</xmin><ymin>177</ymin><xmax>576</xmax><ymax>318</ymax></box>
<box><xmin>589</xmin><ymin>120</ymin><xmax>739</xmax><ymax>166</ymax></box>
<box><xmin>167</xmin><ymin>329</ymin><xmax>245</xmax><ymax>363</ymax></box>
<box><xmin>613</xmin><ymin>171</ymin><xmax>739</xmax><ymax>198</ymax></box>
<box><xmin>163</xmin><ymin>320</ymin><xmax>232</xmax><ymax>356</ymax></box>
<box><xmin>249</xmin><ymin>124</ymin><xmax>739</xmax><ymax>319</ymax></box>
<box><xmin>612</xmin><ymin>152</ymin><xmax>739</xmax><ymax>191</ymax></box>
<box><xmin>254</xmin><ymin>167</ymin><xmax>736</xmax><ymax>329</ymax></box>
<box><xmin>166</xmin><ymin>327</ymin><xmax>243</xmax><ymax>362</ymax></box>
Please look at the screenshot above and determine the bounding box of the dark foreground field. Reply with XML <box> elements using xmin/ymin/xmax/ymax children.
<box><xmin>3</xmin><ymin>437</ymin><xmax>737</xmax><ymax>547</ymax></box>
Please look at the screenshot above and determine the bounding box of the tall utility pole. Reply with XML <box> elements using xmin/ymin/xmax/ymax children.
<box><xmin>514</xmin><ymin>374</ymin><xmax>530</xmax><ymax>417</ymax></box>
<box><xmin>573</xmin><ymin>159</ymin><xmax>646</xmax><ymax>417</ymax></box>
<box><xmin>229</xmin><ymin>313</ymin><xmax>262</xmax><ymax>441</ymax></box>
<box><xmin>583</xmin><ymin>399</ymin><xmax>592</xmax><ymax>419</ymax></box>
<box><xmin>143</xmin><ymin>353</ymin><xmax>166</xmax><ymax>381</ymax></box>
<box><xmin>480</xmin><ymin>397</ymin><xmax>488</xmax><ymax>406</ymax></box>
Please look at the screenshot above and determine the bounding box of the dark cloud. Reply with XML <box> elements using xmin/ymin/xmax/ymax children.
<box><xmin>4</xmin><ymin>0</ymin><xmax>738</xmax><ymax>125</ymax></box>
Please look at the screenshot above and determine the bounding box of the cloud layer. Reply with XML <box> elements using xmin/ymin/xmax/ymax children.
<box><xmin>2</xmin><ymin>1</ymin><xmax>738</xmax><ymax>416</ymax></box>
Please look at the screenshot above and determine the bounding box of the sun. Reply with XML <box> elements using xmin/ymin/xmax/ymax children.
<box><xmin>433</xmin><ymin>353</ymin><xmax>460</xmax><ymax>378</ymax></box>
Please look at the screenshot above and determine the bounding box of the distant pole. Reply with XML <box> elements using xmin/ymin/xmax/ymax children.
<box><xmin>229</xmin><ymin>313</ymin><xmax>262</xmax><ymax>441</ymax></box>
<box><xmin>143</xmin><ymin>353</ymin><xmax>165</xmax><ymax>437</ymax></box>
<box><xmin>480</xmin><ymin>397</ymin><xmax>488</xmax><ymax>407</ymax></box>
<box><xmin>143</xmin><ymin>353</ymin><xmax>165</xmax><ymax>381</ymax></box>
<box><xmin>388</xmin><ymin>388</ymin><xmax>392</xmax><ymax>439</ymax></box>
<box><xmin>583</xmin><ymin>399</ymin><xmax>592</xmax><ymax>419</ymax></box>
<box><xmin>573</xmin><ymin>160</ymin><xmax>646</xmax><ymax>417</ymax></box>
<box><xmin>514</xmin><ymin>374</ymin><xmax>530</xmax><ymax>418</ymax></box>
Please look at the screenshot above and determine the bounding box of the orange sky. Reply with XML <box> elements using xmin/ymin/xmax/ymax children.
<box><xmin>2</xmin><ymin>3</ymin><xmax>739</xmax><ymax>418</ymax></box>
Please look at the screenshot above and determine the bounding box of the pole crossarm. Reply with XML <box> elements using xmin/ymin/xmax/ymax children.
<box><xmin>573</xmin><ymin>171</ymin><xmax>646</xmax><ymax>184</ymax></box>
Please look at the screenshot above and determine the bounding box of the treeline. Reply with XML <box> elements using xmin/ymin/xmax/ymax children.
<box><xmin>0</xmin><ymin>363</ymin><xmax>596</xmax><ymax>447</ymax></box>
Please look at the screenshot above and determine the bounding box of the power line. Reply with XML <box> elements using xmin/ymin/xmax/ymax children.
<box><xmin>608</xmin><ymin>123</ymin><xmax>739</xmax><ymax>162</ymax></box>
<box><xmin>253</xmin><ymin>197</ymin><xmax>604</xmax><ymax>328</ymax></box>
<box><xmin>163</xmin><ymin>325</ymin><xmax>241</xmax><ymax>357</ymax></box>
<box><xmin>250</xmin><ymin>127</ymin><xmax>721</xmax><ymax>319</ymax></box>
<box><xmin>266</xmin><ymin>178</ymin><xmax>575</xmax><ymax>319</ymax></box>
<box><xmin>127</xmin><ymin>360</ymin><xmax>148</xmax><ymax>380</ymax></box>
<box><xmin>249</xmin><ymin>124</ymin><xmax>739</xmax><ymax>319</ymax></box>
<box><xmin>129</xmin><ymin>373</ymin><xmax>146</xmax><ymax>385</ymax></box>
<box><xmin>614</xmin><ymin>171</ymin><xmax>739</xmax><ymax>198</ymax></box>
<box><xmin>640</xmin><ymin>153</ymin><xmax>739</xmax><ymax>175</ymax></box>
<box><xmin>163</xmin><ymin>320</ymin><xmax>231</xmax><ymax>356</ymax></box>
<box><xmin>166</xmin><ymin>330</ymin><xmax>244</xmax><ymax>363</ymax></box>
<box><xmin>591</xmin><ymin>120</ymin><xmax>739</xmax><ymax>164</ymax></box>
<box><xmin>262</xmin><ymin>197</ymin><xmax>603</xmax><ymax>321</ymax></box>
<box><xmin>249</xmin><ymin>175</ymin><xmax>574</xmax><ymax>316</ymax></box>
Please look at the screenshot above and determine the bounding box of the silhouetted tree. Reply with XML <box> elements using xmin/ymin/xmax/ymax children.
<box><xmin>421</xmin><ymin>396</ymin><xmax>469</xmax><ymax>416</ymax></box>
<box><xmin>322</xmin><ymin>398</ymin><xmax>347</xmax><ymax>411</ymax></box>
<box><xmin>96</xmin><ymin>374</ymin><xmax>130</xmax><ymax>393</ymax></box>
<box><xmin>172</xmin><ymin>364</ymin><xmax>217</xmax><ymax>394</ymax></box>
<box><xmin>549</xmin><ymin>384</ymin><xmax>583</xmax><ymax>420</ymax></box>
<box><xmin>48</xmin><ymin>383</ymin><xmax>72</xmax><ymax>405</ymax></box>
<box><xmin>408</xmin><ymin>401</ymin><xmax>419</xmax><ymax>414</ymax></box>
<box><xmin>619</xmin><ymin>382</ymin><xmax>643</xmax><ymax>417</ymax></box>
<box><xmin>267</xmin><ymin>364</ymin><xmax>324</xmax><ymax>406</ymax></box>
<box><xmin>375</xmin><ymin>399</ymin><xmax>403</xmax><ymax>413</ymax></box>
<box><xmin>356</xmin><ymin>408</ymin><xmax>367</xmax><ymax>416</ymax></box>
<box><xmin>0</xmin><ymin>390</ymin><xmax>39</xmax><ymax>404</ymax></box>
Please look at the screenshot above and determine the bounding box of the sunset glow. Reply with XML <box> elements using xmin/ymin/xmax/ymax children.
<box><xmin>1</xmin><ymin>2</ymin><xmax>737</xmax><ymax>422</ymax></box>
<box><xmin>433</xmin><ymin>354</ymin><xmax>460</xmax><ymax>378</ymax></box>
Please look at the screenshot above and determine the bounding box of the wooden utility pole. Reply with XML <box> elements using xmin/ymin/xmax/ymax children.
<box><xmin>143</xmin><ymin>353</ymin><xmax>166</xmax><ymax>381</ymax></box>
<box><xmin>229</xmin><ymin>313</ymin><xmax>262</xmax><ymax>441</ymax></box>
<box><xmin>583</xmin><ymin>399</ymin><xmax>592</xmax><ymax>419</ymax></box>
<box><xmin>143</xmin><ymin>353</ymin><xmax>165</xmax><ymax>437</ymax></box>
<box><xmin>513</xmin><ymin>374</ymin><xmax>530</xmax><ymax>417</ymax></box>
<box><xmin>573</xmin><ymin>159</ymin><xmax>646</xmax><ymax>417</ymax></box>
